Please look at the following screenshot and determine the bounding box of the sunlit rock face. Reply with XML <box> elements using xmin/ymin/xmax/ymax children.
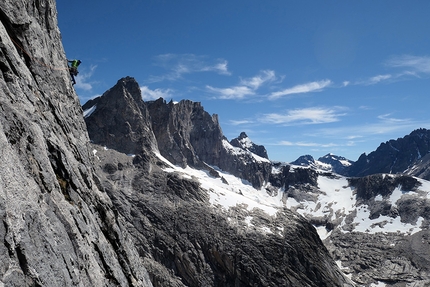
<box><xmin>0</xmin><ymin>1</ymin><xmax>152</xmax><ymax>286</ymax></box>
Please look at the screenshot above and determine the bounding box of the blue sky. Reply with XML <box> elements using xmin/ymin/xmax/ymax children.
<box><xmin>57</xmin><ymin>1</ymin><xmax>430</xmax><ymax>163</ymax></box>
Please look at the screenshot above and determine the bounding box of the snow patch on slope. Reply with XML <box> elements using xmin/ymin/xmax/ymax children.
<box><xmin>155</xmin><ymin>151</ymin><xmax>282</xmax><ymax>216</ymax></box>
<box><xmin>83</xmin><ymin>105</ymin><xmax>96</xmax><ymax>118</ymax></box>
<box><xmin>222</xmin><ymin>139</ymin><xmax>270</xmax><ymax>163</ymax></box>
<box><xmin>156</xmin><ymin>151</ymin><xmax>429</xmax><ymax>238</ymax></box>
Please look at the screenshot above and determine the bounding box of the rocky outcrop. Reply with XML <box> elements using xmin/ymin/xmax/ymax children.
<box><xmin>326</xmin><ymin>230</ymin><xmax>430</xmax><ymax>286</ymax></box>
<box><xmin>349</xmin><ymin>174</ymin><xmax>419</xmax><ymax>202</ymax></box>
<box><xmin>85</xmin><ymin>90</ymin><xmax>272</xmax><ymax>188</ymax></box>
<box><xmin>144</xmin><ymin>97</ymin><xmax>223</xmax><ymax>168</ymax></box>
<box><xmin>291</xmin><ymin>154</ymin><xmax>316</xmax><ymax>167</ymax></box>
<box><xmin>0</xmin><ymin>1</ymin><xmax>152</xmax><ymax>286</ymax></box>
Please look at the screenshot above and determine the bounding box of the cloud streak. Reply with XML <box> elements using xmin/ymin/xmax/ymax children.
<box><xmin>268</xmin><ymin>80</ymin><xmax>332</xmax><ymax>100</ymax></box>
<box><xmin>140</xmin><ymin>86</ymin><xmax>173</xmax><ymax>101</ymax></box>
<box><xmin>206</xmin><ymin>69</ymin><xmax>277</xmax><ymax>100</ymax></box>
<box><xmin>278</xmin><ymin>141</ymin><xmax>338</xmax><ymax>148</ymax></box>
<box><xmin>386</xmin><ymin>55</ymin><xmax>430</xmax><ymax>74</ymax></box>
<box><xmin>149</xmin><ymin>54</ymin><xmax>231</xmax><ymax>82</ymax></box>
<box><xmin>314</xmin><ymin>113</ymin><xmax>423</xmax><ymax>140</ymax></box>
<box><xmin>260</xmin><ymin>107</ymin><xmax>346</xmax><ymax>125</ymax></box>
<box><xmin>75</xmin><ymin>65</ymin><xmax>97</xmax><ymax>91</ymax></box>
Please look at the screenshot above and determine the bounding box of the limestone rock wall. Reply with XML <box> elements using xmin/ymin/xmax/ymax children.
<box><xmin>0</xmin><ymin>1</ymin><xmax>152</xmax><ymax>286</ymax></box>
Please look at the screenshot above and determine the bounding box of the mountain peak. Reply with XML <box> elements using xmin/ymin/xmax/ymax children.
<box><xmin>230</xmin><ymin>132</ymin><xmax>269</xmax><ymax>159</ymax></box>
<box><xmin>83</xmin><ymin>77</ymin><xmax>157</xmax><ymax>155</ymax></box>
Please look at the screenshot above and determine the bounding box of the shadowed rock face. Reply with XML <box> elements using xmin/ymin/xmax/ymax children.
<box><xmin>346</xmin><ymin>128</ymin><xmax>430</xmax><ymax>178</ymax></box>
<box><xmin>145</xmin><ymin>97</ymin><xmax>223</xmax><ymax>168</ymax></box>
<box><xmin>0</xmin><ymin>1</ymin><xmax>152</xmax><ymax>286</ymax></box>
<box><xmin>82</xmin><ymin>76</ymin><xmax>158</xmax><ymax>156</ymax></box>
<box><xmin>145</xmin><ymin>98</ymin><xmax>273</xmax><ymax>188</ymax></box>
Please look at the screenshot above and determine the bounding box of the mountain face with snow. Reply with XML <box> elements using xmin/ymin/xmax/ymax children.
<box><xmin>318</xmin><ymin>153</ymin><xmax>354</xmax><ymax>175</ymax></box>
<box><xmin>83</xmin><ymin>78</ymin><xmax>354</xmax><ymax>286</ymax></box>
<box><xmin>230</xmin><ymin>131</ymin><xmax>269</xmax><ymax>159</ymax></box>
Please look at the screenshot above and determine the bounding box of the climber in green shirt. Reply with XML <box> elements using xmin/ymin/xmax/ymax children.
<box><xmin>67</xmin><ymin>59</ymin><xmax>81</xmax><ymax>85</ymax></box>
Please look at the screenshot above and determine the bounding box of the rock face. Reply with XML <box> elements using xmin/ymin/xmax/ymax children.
<box><xmin>82</xmin><ymin>76</ymin><xmax>158</xmax><ymax>156</ymax></box>
<box><xmin>0</xmin><ymin>1</ymin><xmax>152</xmax><ymax>286</ymax></box>
<box><xmin>347</xmin><ymin>128</ymin><xmax>430</xmax><ymax>178</ymax></box>
<box><xmin>85</xmin><ymin>90</ymin><xmax>272</xmax><ymax>188</ymax></box>
<box><xmin>144</xmin><ymin>97</ymin><xmax>223</xmax><ymax>168</ymax></box>
<box><xmin>145</xmin><ymin>98</ymin><xmax>272</xmax><ymax>188</ymax></box>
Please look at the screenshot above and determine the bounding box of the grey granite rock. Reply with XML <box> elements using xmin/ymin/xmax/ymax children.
<box><xmin>0</xmin><ymin>1</ymin><xmax>152</xmax><ymax>286</ymax></box>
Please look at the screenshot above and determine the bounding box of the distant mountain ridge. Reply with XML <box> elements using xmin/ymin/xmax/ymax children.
<box><xmin>346</xmin><ymin>128</ymin><xmax>430</xmax><ymax>179</ymax></box>
<box><xmin>289</xmin><ymin>129</ymin><xmax>430</xmax><ymax>180</ymax></box>
<box><xmin>290</xmin><ymin>153</ymin><xmax>353</xmax><ymax>175</ymax></box>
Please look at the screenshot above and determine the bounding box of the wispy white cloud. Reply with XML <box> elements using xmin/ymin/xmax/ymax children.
<box><xmin>140</xmin><ymin>86</ymin><xmax>173</xmax><ymax>101</ymax></box>
<box><xmin>260</xmin><ymin>107</ymin><xmax>346</xmax><ymax>125</ymax></box>
<box><xmin>268</xmin><ymin>79</ymin><xmax>332</xmax><ymax>100</ymax></box>
<box><xmin>75</xmin><ymin>65</ymin><xmax>97</xmax><ymax>91</ymax></box>
<box><xmin>366</xmin><ymin>74</ymin><xmax>392</xmax><ymax>85</ymax></box>
<box><xmin>239</xmin><ymin>70</ymin><xmax>277</xmax><ymax>89</ymax></box>
<box><xmin>314</xmin><ymin>113</ymin><xmax>421</xmax><ymax>139</ymax></box>
<box><xmin>229</xmin><ymin>119</ymin><xmax>255</xmax><ymax>125</ymax></box>
<box><xmin>149</xmin><ymin>54</ymin><xmax>231</xmax><ymax>82</ymax></box>
<box><xmin>377</xmin><ymin>113</ymin><xmax>412</xmax><ymax>124</ymax></box>
<box><xmin>386</xmin><ymin>55</ymin><xmax>430</xmax><ymax>74</ymax></box>
<box><xmin>206</xmin><ymin>85</ymin><xmax>255</xmax><ymax>100</ymax></box>
<box><xmin>206</xmin><ymin>69</ymin><xmax>278</xmax><ymax>100</ymax></box>
<box><xmin>343</xmin><ymin>55</ymin><xmax>430</xmax><ymax>87</ymax></box>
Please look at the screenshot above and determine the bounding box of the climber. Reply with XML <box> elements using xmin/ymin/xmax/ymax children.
<box><xmin>67</xmin><ymin>59</ymin><xmax>81</xmax><ymax>85</ymax></box>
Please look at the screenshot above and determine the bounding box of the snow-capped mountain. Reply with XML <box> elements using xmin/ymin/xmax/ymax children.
<box><xmin>83</xmin><ymin>77</ymin><xmax>353</xmax><ymax>286</ymax></box>
<box><xmin>290</xmin><ymin>153</ymin><xmax>353</xmax><ymax>175</ymax></box>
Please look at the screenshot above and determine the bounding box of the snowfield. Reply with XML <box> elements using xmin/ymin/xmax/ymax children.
<box><xmin>156</xmin><ymin>152</ymin><xmax>430</xmax><ymax>238</ymax></box>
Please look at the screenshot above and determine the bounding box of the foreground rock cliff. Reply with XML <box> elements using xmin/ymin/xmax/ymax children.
<box><xmin>0</xmin><ymin>1</ymin><xmax>152</xmax><ymax>286</ymax></box>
